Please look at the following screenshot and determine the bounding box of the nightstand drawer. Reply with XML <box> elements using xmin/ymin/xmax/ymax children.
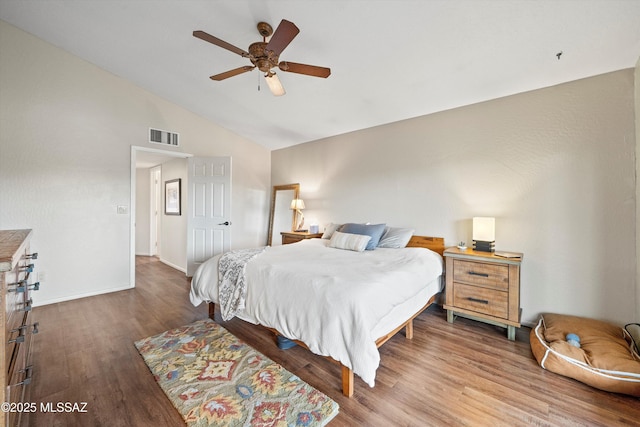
<box><xmin>280</xmin><ymin>232</ymin><xmax>323</xmax><ymax>245</ymax></box>
<box><xmin>452</xmin><ymin>259</ymin><xmax>509</xmax><ymax>291</ymax></box>
<box><xmin>453</xmin><ymin>283</ymin><xmax>508</xmax><ymax>318</ymax></box>
<box><xmin>282</xmin><ymin>235</ymin><xmax>298</xmax><ymax>245</ymax></box>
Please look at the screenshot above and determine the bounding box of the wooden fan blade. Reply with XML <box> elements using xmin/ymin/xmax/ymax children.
<box><xmin>265</xmin><ymin>19</ymin><xmax>299</xmax><ymax>56</ymax></box>
<box><xmin>193</xmin><ymin>30</ymin><xmax>250</xmax><ymax>57</ymax></box>
<box><xmin>210</xmin><ymin>66</ymin><xmax>255</xmax><ymax>81</ymax></box>
<box><xmin>278</xmin><ymin>61</ymin><xmax>331</xmax><ymax>78</ymax></box>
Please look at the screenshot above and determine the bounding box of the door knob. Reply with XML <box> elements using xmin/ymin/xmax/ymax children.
<box><xmin>218</xmin><ymin>221</ymin><xmax>231</xmax><ymax>226</ymax></box>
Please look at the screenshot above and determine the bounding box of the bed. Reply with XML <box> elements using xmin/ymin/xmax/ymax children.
<box><xmin>190</xmin><ymin>233</ymin><xmax>444</xmax><ymax>397</ymax></box>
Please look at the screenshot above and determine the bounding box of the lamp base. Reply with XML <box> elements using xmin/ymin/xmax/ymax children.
<box><xmin>473</xmin><ymin>240</ymin><xmax>495</xmax><ymax>252</ymax></box>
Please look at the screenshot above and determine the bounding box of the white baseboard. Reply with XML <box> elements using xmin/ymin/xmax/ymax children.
<box><xmin>159</xmin><ymin>257</ymin><xmax>186</xmax><ymax>273</ymax></box>
<box><xmin>32</xmin><ymin>284</ymin><xmax>135</xmax><ymax>307</ymax></box>
<box><xmin>34</xmin><ymin>258</ymin><xmax>186</xmax><ymax>307</ymax></box>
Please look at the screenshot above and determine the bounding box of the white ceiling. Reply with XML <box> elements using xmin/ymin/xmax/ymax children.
<box><xmin>1</xmin><ymin>1</ymin><xmax>639</xmax><ymax>151</ymax></box>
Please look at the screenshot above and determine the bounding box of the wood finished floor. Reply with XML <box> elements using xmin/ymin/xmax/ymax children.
<box><xmin>27</xmin><ymin>256</ymin><xmax>639</xmax><ymax>426</ymax></box>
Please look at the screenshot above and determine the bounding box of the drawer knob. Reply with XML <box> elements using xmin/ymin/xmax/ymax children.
<box><xmin>468</xmin><ymin>271</ymin><xmax>489</xmax><ymax>278</ymax></box>
<box><xmin>467</xmin><ymin>297</ymin><xmax>489</xmax><ymax>304</ymax></box>
<box><xmin>26</xmin><ymin>252</ymin><xmax>38</xmax><ymax>260</ymax></box>
<box><xmin>22</xmin><ymin>263</ymin><xmax>35</xmax><ymax>273</ymax></box>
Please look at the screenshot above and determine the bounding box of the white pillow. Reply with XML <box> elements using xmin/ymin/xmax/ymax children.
<box><xmin>328</xmin><ymin>231</ymin><xmax>371</xmax><ymax>252</ymax></box>
<box><xmin>321</xmin><ymin>223</ymin><xmax>342</xmax><ymax>239</ymax></box>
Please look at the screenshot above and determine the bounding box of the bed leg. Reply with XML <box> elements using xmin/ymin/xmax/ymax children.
<box><xmin>208</xmin><ymin>303</ymin><xmax>216</xmax><ymax>320</ymax></box>
<box><xmin>406</xmin><ymin>319</ymin><xmax>414</xmax><ymax>339</ymax></box>
<box><xmin>341</xmin><ymin>365</ymin><xmax>354</xmax><ymax>397</ymax></box>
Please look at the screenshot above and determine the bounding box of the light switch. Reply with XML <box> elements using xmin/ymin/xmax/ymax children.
<box><xmin>117</xmin><ymin>205</ymin><xmax>128</xmax><ymax>214</ymax></box>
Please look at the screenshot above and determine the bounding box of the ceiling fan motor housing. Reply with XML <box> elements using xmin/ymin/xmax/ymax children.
<box><xmin>248</xmin><ymin>42</ymin><xmax>279</xmax><ymax>73</ymax></box>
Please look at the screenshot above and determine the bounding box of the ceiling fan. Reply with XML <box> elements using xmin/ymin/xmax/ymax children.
<box><xmin>193</xmin><ymin>19</ymin><xmax>331</xmax><ymax>96</ymax></box>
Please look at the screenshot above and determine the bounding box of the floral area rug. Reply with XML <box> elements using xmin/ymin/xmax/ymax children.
<box><xmin>134</xmin><ymin>319</ymin><xmax>339</xmax><ymax>426</ymax></box>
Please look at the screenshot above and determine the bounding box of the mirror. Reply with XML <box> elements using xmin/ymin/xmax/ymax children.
<box><xmin>267</xmin><ymin>183</ymin><xmax>300</xmax><ymax>246</ymax></box>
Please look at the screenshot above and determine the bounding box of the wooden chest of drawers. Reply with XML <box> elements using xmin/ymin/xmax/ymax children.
<box><xmin>1</xmin><ymin>229</ymin><xmax>39</xmax><ymax>427</ymax></box>
<box><xmin>443</xmin><ymin>247</ymin><xmax>522</xmax><ymax>340</ymax></box>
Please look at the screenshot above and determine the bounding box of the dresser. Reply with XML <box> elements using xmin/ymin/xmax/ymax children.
<box><xmin>443</xmin><ymin>247</ymin><xmax>522</xmax><ymax>340</ymax></box>
<box><xmin>1</xmin><ymin>230</ymin><xmax>39</xmax><ymax>427</ymax></box>
<box><xmin>280</xmin><ymin>231</ymin><xmax>323</xmax><ymax>245</ymax></box>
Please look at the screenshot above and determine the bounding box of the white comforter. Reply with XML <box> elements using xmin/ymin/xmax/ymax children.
<box><xmin>190</xmin><ymin>238</ymin><xmax>443</xmax><ymax>387</ymax></box>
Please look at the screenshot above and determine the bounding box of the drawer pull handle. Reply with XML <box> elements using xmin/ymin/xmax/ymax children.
<box><xmin>7</xmin><ymin>281</ymin><xmax>39</xmax><ymax>293</ymax></box>
<box><xmin>8</xmin><ymin>279</ymin><xmax>27</xmax><ymax>292</ymax></box>
<box><xmin>8</xmin><ymin>322</ymin><xmax>39</xmax><ymax>344</ymax></box>
<box><xmin>14</xmin><ymin>366</ymin><xmax>33</xmax><ymax>387</ymax></box>
<box><xmin>11</xmin><ymin>322</ymin><xmax>39</xmax><ymax>334</ymax></box>
<box><xmin>469</xmin><ymin>271</ymin><xmax>489</xmax><ymax>278</ymax></box>
<box><xmin>20</xmin><ymin>298</ymin><xmax>33</xmax><ymax>312</ymax></box>
<box><xmin>8</xmin><ymin>335</ymin><xmax>24</xmax><ymax>344</ymax></box>
<box><xmin>467</xmin><ymin>297</ymin><xmax>489</xmax><ymax>304</ymax></box>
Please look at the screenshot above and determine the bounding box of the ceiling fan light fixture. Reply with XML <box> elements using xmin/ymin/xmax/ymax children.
<box><xmin>265</xmin><ymin>72</ymin><xmax>286</xmax><ymax>96</ymax></box>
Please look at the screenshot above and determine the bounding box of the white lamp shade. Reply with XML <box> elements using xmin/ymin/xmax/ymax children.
<box><xmin>265</xmin><ymin>73</ymin><xmax>286</xmax><ymax>96</ymax></box>
<box><xmin>472</xmin><ymin>217</ymin><xmax>495</xmax><ymax>241</ymax></box>
<box><xmin>290</xmin><ymin>199</ymin><xmax>305</xmax><ymax>210</ymax></box>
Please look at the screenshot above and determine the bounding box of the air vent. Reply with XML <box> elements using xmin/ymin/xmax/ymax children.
<box><xmin>149</xmin><ymin>128</ymin><xmax>179</xmax><ymax>146</ymax></box>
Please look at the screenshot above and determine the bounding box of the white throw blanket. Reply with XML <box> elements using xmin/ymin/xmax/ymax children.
<box><xmin>190</xmin><ymin>238</ymin><xmax>443</xmax><ymax>387</ymax></box>
<box><xmin>217</xmin><ymin>246</ymin><xmax>266</xmax><ymax>321</ymax></box>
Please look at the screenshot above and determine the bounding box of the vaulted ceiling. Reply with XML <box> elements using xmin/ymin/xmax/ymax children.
<box><xmin>1</xmin><ymin>1</ymin><xmax>639</xmax><ymax>150</ymax></box>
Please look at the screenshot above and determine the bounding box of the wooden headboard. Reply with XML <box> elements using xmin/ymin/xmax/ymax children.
<box><xmin>407</xmin><ymin>235</ymin><xmax>445</xmax><ymax>256</ymax></box>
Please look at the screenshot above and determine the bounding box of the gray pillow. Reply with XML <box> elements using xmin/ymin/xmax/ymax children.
<box><xmin>377</xmin><ymin>226</ymin><xmax>415</xmax><ymax>248</ymax></box>
<box><xmin>321</xmin><ymin>223</ymin><xmax>342</xmax><ymax>239</ymax></box>
<box><xmin>339</xmin><ymin>223</ymin><xmax>386</xmax><ymax>250</ymax></box>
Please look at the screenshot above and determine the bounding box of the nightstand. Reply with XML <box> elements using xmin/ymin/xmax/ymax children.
<box><xmin>443</xmin><ymin>247</ymin><xmax>523</xmax><ymax>340</ymax></box>
<box><xmin>280</xmin><ymin>231</ymin><xmax>323</xmax><ymax>245</ymax></box>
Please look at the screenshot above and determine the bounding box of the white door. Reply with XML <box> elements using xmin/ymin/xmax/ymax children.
<box><xmin>186</xmin><ymin>157</ymin><xmax>231</xmax><ymax>276</ymax></box>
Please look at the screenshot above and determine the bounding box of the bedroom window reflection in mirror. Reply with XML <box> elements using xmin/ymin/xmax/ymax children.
<box><xmin>267</xmin><ymin>183</ymin><xmax>299</xmax><ymax>246</ymax></box>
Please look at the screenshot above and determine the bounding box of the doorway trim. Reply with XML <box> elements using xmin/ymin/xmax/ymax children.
<box><xmin>149</xmin><ymin>166</ymin><xmax>161</xmax><ymax>256</ymax></box>
<box><xmin>130</xmin><ymin>146</ymin><xmax>192</xmax><ymax>287</ymax></box>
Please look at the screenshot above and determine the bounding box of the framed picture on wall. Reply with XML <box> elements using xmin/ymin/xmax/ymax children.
<box><xmin>164</xmin><ymin>178</ymin><xmax>181</xmax><ymax>215</ymax></box>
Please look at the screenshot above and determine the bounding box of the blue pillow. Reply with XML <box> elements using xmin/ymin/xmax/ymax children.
<box><xmin>339</xmin><ymin>223</ymin><xmax>386</xmax><ymax>250</ymax></box>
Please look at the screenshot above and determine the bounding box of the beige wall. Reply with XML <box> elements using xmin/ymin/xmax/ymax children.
<box><xmin>0</xmin><ymin>21</ymin><xmax>271</xmax><ymax>305</ymax></box>
<box><xmin>636</xmin><ymin>57</ymin><xmax>640</xmax><ymax>322</ymax></box>
<box><xmin>273</xmin><ymin>69</ymin><xmax>637</xmax><ymax>326</ymax></box>
<box><xmin>157</xmin><ymin>158</ymin><xmax>188</xmax><ymax>272</ymax></box>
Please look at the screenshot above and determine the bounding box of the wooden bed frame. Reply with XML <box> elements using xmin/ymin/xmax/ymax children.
<box><xmin>207</xmin><ymin>235</ymin><xmax>445</xmax><ymax>397</ymax></box>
